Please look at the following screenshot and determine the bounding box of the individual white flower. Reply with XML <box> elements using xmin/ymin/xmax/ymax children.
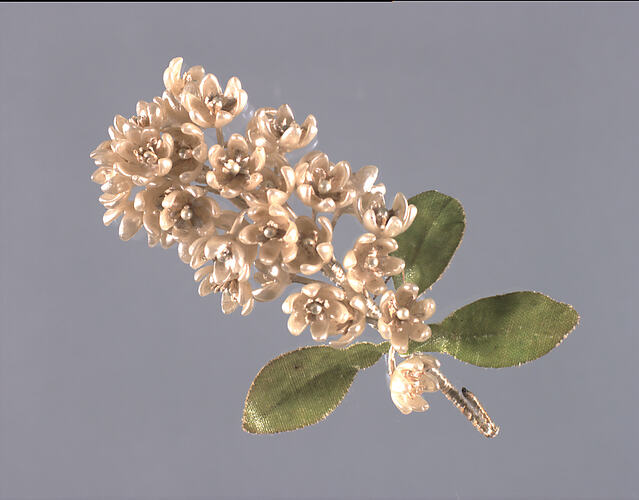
<box><xmin>253</xmin><ymin>261</ymin><xmax>292</xmax><ymax>302</ymax></box>
<box><xmin>357</xmin><ymin>192</ymin><xmax>417</xmax><ymax>238</ymax></box>
<box><xmin>294</xmin><ymin>151</ymin><xmax>356</xmax><ymax>213</ymax></box>
<box><xmin>284</xmin><ymin>216</ymin><xmax>334</xmax><ymax>276</ymax></box>
<box><xmin>182</xmin><ymin>73</ymin><xmax>248</xmax><ymax>129</ymax></box>
<box><xmin>350</xmin><ymin>165</ymin><xmax>386</xmax><ymax>197</ymax></box>
<box><xmin>163</xmin><ymin>57</ymin><xmax>206</xmax><ymax>99</ymax></box>
<box><xmin>246</xmin><ymin>104</ymin><xmax>317</xmax><ymax>153</ymax></box>
<box><xmin>282</xmin><ymin>283</ymin><xmax>351</xmax><ymax>341</ymax></box>
<box><xmin>206</xmin><ymin>133</ymin><xmax>265</xmax><ymax>198</ymax></box>
<box><xmin>191</xmin><ymin>227</ymin><xmax>257</xmax><ymax>316</ymax></box>
<box><xmin>329</xmin><ymin>294</ymin><xmax>368</xmax><ymax>348</ymax></box>
<box><xmin>389</xmin><ymin>354</ymin><xmax>440</xmax><ymax>414</ymax></box>
<box><xmin>343</xmin><ymin>233</ymin><xmax>404</xmax><ymax>295</ymax></box>
<box><xmin>378</xmin><ymin>283</ymin><xmax>435</xmax><ymax>353</ymax></box>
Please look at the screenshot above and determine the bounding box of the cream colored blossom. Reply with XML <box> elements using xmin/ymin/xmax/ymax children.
<box><xmin>177</xmin><ymin>233</ymin><xmax>201</xmax><ymax>265</ymax></box>
<box><xmin>96</xmin><ymin>173</ymin><xmax>132</xmax><ymax>224</ymax></box>
<box><xmin>107</xmin><ymin>201</ymin><xmax>143</xmax><ymax>241</ymax></box>
<box><xmin>147</xmin><ymin>230</ymin><xmax>176</xmax><ymax>249</ymax></box>
<box><xmin>163</xmin><ymin>57</ymin><xmax>206</xmax><ymax>100</ymax></box>
<box><xmin>390</xmin><ymin>354</ymin><xmax>440</xmax><ymax>414</ymax></box>
<box><xmin>284</xmin><ymin>216</ymin><xmax>333</xmax><ymax>275</ymax></box>
<box><xmin>93</xmin><ymin>166</ymin><xmax>160</xmax><ymax>245</ymax></box>
<box><xmin>243</xmin><ymin>162</ymin><xmax>296</xmax><ymax>207</ymax></box>
<box><xmin>107</xmin><ymin>114</ymin><xmax>138</xmax><ymax>142</ymax></box>
<box><xmin>111</xmin><ymin>126</ymin><xmax>173</xmax><ymax>183</ymax></box>
<box><xmin>211</xmin><ymin>209</ymin><xmax>246</xmax><ymax>235</ymax></box>
<box><xmin>196</xmin><ymin>270</ymin><xmax>254</xmax><ymax>316</ymax></box>
<box><xmin>378</xmin><ymin>283</ymin><xmax>435</xmax><ymax>354</ymax></box>
<box><xmin>350</xmin><ymin>165</ymin><xmax>386</xmax><ymax>198</ymax></box>
<box><xmin>177</xmin><ymin>209</ymin><xmax>246</xmax><ymax>265</ymax></box>
<box><xmin>133</xmin><ymin>181</ymin><xmax>179</xmax><ymax>245</ymax></box>
<box><xmin>156</xmin><ymin>92</ymin><xmax>193</xmax><ymax>125</ymax></box>
<box><xmin>340</xmin><ymin>165</ymin><xmax>387</xmax><ymax>218</ymax></box>
<box><xmin>91</xmin><ymin>138</ymin><xmax>118</xmax><ymax>170</ymax></box>
<box><xmin>253</xmin><ymin>261</ymin><xmax>292</xmax><ymax>302</ymax></box>
<box><xmin>187</xmin><ymin>212</ymin><xmax>254</xmax><ymax>267</ymax></box>
<box><xmin>247</xmin><ymin>104</ymin><xmax>317</xmax><ymax>153</ymax></box>
<box><xmin>207</xmin><ymin>134</ymin><xmax>265</xmax><ymax>198</ymax></box>
<box><xmin>191</xmin><ymin>230</ymin><xmax>256</xmax><ymax>316</ymax></box>
<box><xmin>92</xmin><ymin>112</ymin><xmax>207</xmax><ymax>242</ymax></box>
<box><xmin>238</xmin><ymin>205</ymin><xmax>299</xmax><ymax>265</ymax></box>
<box><xmin>192</xmin><ymin>234</ymin><xmax>254</xmax><ymax>289</ymax></box>
<box><xmin>220</xmin><ymin>278</ymin><xmax>255</xmax><ymax>315</ymax></box>
<box><xmin>129</xmin><ymin>95</ymin><xmax>192</xmax><ymax>131</ymax></box>
<box><xmin>91</xmin><ymin>141</ymin><xmax>132</xmax><ymax>203</ymax></box>
<box><xmin>182</xmin><ymin>73</ymin><xmax>247</xmax><ymax>129</ymax></box>
<box><xmin>159</xmin><ymin>186</ymin><xmax>219</xmax><ymax>242</ymax></box>
<box><xmin>282</xmin><ymin>283</ymin><xmax>351</xmax><ymax>341</ymax></box>
<box><xmin>92</xmin><ymin>165</ymin><xmax>141</xmax><ymax>243</ymax></box>
<box><xmin>343</xmin><ymin>233</ymin><xmax>404</xmax><ymax>295</ymax></box>
<box><xmin>357</xmin><ymin>192</ymin><xmax>417</xmax><ymax>238</ymax></box>
<box><xmin>168</xmin><ymin>123</ymin><xmax>210</xmax><ymax>183</ymax></box>
<box><xmin>295</xmin><ymin>151</ymin><xmax>356</xmax><ymax>213</ymax></box>
<box><xmin>127</xmin><ymin>100</ymin><xmax>166</xmax><ymax>129</ymax></box>
<box><xmin>330</xmin><ymin>294</ymin><xmax>368</xmax><ymax>348</ymax></box>
<box><xmin>108</xmin><ymin>97</ymin><xmax>190</xmax><ymax>141</ymax></box>
<box><xmin>132</xmin><ymin>181</ymin><xmax>208</xmax><ymax>250</ymax></box>
<box><xmin>91</xmin><ymin>142</ymin><xmax>142</xmax><ymax>242</ymax></box>
<box><xmin>107</xmin><ymin>123</ymin><xmax>207</xmax><ymax>186</ymax></box>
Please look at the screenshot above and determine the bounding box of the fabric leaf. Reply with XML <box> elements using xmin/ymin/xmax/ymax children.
<box><xmin>243</xmin><ymin>342</ymin><xmax>384</xmax><ymax>433</ymax></box>
<box><xmin>393</xmin><ymin>190</ymin><xmax>465</xmax><ymax>293</ymax></box>
<box><xmin>409</xmin><ymin>291</ymin><xmax>579</xmax><ymax>367</ymax></box>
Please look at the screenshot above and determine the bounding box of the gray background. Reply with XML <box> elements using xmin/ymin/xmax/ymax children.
<box><xmin>1</xmin><ymin>2</ymin><xmax>637</xmax><ymax>499</ymax></box>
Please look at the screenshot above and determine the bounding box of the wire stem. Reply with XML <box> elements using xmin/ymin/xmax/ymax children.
<box><xmin>216</xmin><ymin>127</ymin><xmax>225</xmax><ymax>146</ymax></box>
<box><xmin>291</xmin><ymin>275</ymin><xmax>324</xmax><ymax>285</ymax></box>
<box><xmin>429</xmin><ymin>367</ymin><xmax>500</xmax><ymax>438</ymax></box>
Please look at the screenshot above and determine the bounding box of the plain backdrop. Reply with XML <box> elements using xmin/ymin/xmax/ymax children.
<box><xmin>1</xmin><ymin>3</ymin><xmax>637</xmax><ymax>499</ymax></box>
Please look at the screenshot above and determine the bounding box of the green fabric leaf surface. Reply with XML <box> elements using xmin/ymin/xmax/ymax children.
<box><xmin>243</xmin><ymin>342</ymin><xmax>384</xmax><ymax>434</ymax></box>
<box><xmin>409</xmin><ymin>291</ymin><xmax>579</xmax><ymax>367</ymax></box>
<box><xmin>393</xmin><ymin>190</ymin><xmax>465</xmax><ymax>293</ymax></box>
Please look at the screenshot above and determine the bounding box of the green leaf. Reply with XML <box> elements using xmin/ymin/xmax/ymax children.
<box><xmin>410</xmin><ymin>291</ymin><xmax>579</xmax><ymax>367</ymax></box>
<box><xmin>243</xmin><ymin>342</ymin><xmax>385</xmax><ymax>434</ymax></box>
<box><xmin>393</xmin><ymin>190</ymin><xmax>465</xmax><ymax>294</ymax></box>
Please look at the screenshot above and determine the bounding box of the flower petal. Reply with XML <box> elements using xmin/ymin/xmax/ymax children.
<box><xmin>310</xmin><ymin>318</ymin><xmax>330</xmax><ymax>341</ymax></box>
<box><xmin>287</xmin><ymin>312</ymin><xmax>308</xmax><ymax>335</ymax></box>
